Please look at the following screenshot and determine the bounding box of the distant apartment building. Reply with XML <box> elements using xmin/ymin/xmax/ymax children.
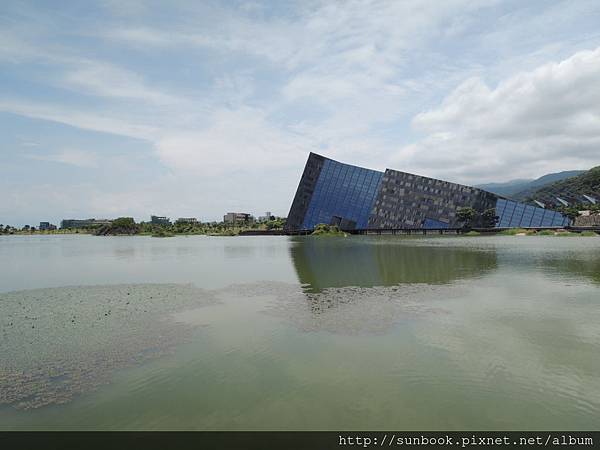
<box><xmin>39</xmin><ymin>222</ymin><xmax>57</xmax><ymax>231</ymax></box>
<box><xmin>150</xmin><ymin>215</ymin><xmax>171</xmax><ymax>226</ymax></box>
<box><xmin>223</xmin><ymin>212</ymin><xmax>254</xmax><ymax>224</ymax></box>
<box><xmin>258</xmin><ymin>212</ymin><xmax>273</xmax><ymax>222</ymax></box>
<box><xmin>61</xmin><ymin>218</ymin><xmax>112</xmax><ymax>229</ymax></box>
<box><xmin>175</xmin><ymin>217</ymin><xmax>198</xmax><ymax>224</ymax></box>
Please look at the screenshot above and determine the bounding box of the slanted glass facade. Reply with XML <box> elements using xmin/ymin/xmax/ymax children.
<box><xmin>301</xmin><ymin>158</ymin><xmax>383</xmax><ymax>230</ymax></box>
<box><xmin>286</xmin><ymin>153</ymin><xmax>570</xmax><ymax>231</ymax></box>
<box><xmin>423</xmin><ymin>218</ymin><xmax>450</xmax><ymax>229</ymax></box>
<box><xmin>496</xmin><ymin>199</ymin><xmax>568</xmax><ymax>228</ymax></box>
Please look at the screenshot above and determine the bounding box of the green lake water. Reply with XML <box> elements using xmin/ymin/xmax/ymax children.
<box><xmin>1</xmin><ymin>234</ymin><xmax>600</xmax><ymax>430</ymax></box>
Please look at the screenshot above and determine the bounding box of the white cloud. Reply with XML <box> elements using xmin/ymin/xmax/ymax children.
<box><xmin>394</xmin><ymin>47</ymin><xmax>600</xmax><ymax>183</ymax></box>
<box><xmin>0</xmin><ymin>99</ymin><xmax>157</xmax><ymax>140</ymax></box>
<box><xmin>104</xmin><ymin>27</ymin><xmax>172</xmax><ymax>47</ymax></box>
<box><xmin>156</xmin><ymin>107</ymin><xmax>309</xmax><ymax>175</ymax></box>
<box><xmin>63</xmin><ymin>62</ymin><xmax>185</xmax><ymax>106</ymax></box>
<box><xmin>27</xmin><ymin>149</ymin><xmax>99</xmax><ymax>168</ymax></box>
<box><xmin>3</xmin><ymin>0</ymin><xmax>600</xmax><ymax>225</ymax></box>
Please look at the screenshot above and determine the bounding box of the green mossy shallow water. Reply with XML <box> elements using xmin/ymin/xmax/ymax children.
<box><xmin>0</xmin><ymin>284</ymin><xmax>217</xmax><ymax>409</ymax></box>
<box><xmin>1</xmin><ymin>235</ymin><xmax>600</xmax><ymax>430</ymax></box>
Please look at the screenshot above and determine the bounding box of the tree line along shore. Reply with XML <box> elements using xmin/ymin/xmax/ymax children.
<box><xmin>0</xmin><ymin>217</ymin><xmax>286</xmax><ymax>237</ymax></box>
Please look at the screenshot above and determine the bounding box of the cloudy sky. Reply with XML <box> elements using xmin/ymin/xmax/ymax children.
<box><xmin>2</xmin><ymin>0</ymin><xmax>600</xmax><ymax>226</ymax></box>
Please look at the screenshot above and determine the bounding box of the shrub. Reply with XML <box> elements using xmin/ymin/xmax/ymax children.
<box><xmin>152</xmin><ymin>229</ymin><xmax>174</xmax><ymax>238</ymax></box>
<box><xmin>499</xmin><ymin>228</ymin><xmax>528</xmax><ymax>236</ymax></box>
<box><xmin>537</xmin><ymin>230</ymin><xmax>555</xmax><ymax>236</ymax></box>
<box><xmin>311</xmin><ymin>223</ymin><xmax>347</xmax><ymax>236</ymax></box>
<box><xmin>555</xmin><ymin>231</ymin><xmax>577</xmax><ymax>237</ymax></box>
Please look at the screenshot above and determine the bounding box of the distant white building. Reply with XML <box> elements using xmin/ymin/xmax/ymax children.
<box><xmin>258</xmin><ymin>212</ymin><xmax>273</xmax><ymax>222</ymax></box>
<box><xmin>223</xmin><ymin>212</ymin><xmax>253</xmax><ymax>224</ymax></box>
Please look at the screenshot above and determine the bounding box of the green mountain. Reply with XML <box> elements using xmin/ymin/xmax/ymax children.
<box><xmin>475</xmin><ymin>179</ymin><xmax>534</xmax><ymax>197</ymax></box>
<box><xmin>476</xmin><ymin>170</ymin><xmax>586</xmax><ymax>197</ymax></box>
<box><xmin>514</xmin><ymin>166</ymin><xmax>600</xmax><ymax>208</ymax></box>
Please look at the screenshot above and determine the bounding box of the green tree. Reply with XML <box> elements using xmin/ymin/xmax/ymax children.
<box><xmin>556</xmin><ymin>206</ymin><xmax>578</xmax><ymax>221</ymax></box>
<box><xmin>481</xmin><ymin>208</ymin><xmax>499</xmax><ymax>228</ymax></box>
<box><xmin>112</xmin><ymin>217</ymin><xmax>136</xmax><ymax>228</ymax></box>
<box><xmin>266</xmin><ymin>218</ymin><xmax>285</xmax><ymax>230</ymax></box>
<box><xmin>456</xmin><ymin>207</ymin><xmax>477</xmax><ymax>228</ymax></box>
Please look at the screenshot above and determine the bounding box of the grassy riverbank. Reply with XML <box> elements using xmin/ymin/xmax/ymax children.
<box><xmin>496</xmin><ymin>228</ymin><xmax>598</xmax><ymax>237</ymax></box>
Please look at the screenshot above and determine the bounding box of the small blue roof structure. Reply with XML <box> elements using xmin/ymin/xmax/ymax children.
<box><xmin>555</xmin><ymin>197</ymin><xmax>569</xmax><ymax>207</ymax></box>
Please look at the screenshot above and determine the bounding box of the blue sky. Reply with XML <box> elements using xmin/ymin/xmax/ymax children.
<box><xmin>2</xmin><ymin>0</ymin><xmax>600</xmax><ymax>226</ymax></box>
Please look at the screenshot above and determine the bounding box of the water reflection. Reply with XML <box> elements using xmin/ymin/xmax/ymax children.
<box><xmin>290</xmin><ymin>237</ymin><xmax>497</xmax><ymax>292</ymax></box>
<box><xmin>113</xmin><ymin>247</ymin><xmax>136</xmax><ymax>259</ymax></box>
<box><xmin>540</xmin><ymin>254</ymin><xmax>600</xmax><ymax>284</ymax></box>
<box><xmin>2</xmin><ymin>235</ymin><xmax>600</xmax><ymax>429</ymax></box>
<box><xmin>471</xmin><ymin>237</ymin><xmax>600</xmax><ymax>285</ymax></box>
<box><xmin>223</xmin><ymin>244</ymin><xmax>256</xmax><ymax>259</ymax></box>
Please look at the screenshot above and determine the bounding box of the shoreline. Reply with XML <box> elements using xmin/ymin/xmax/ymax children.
<box><xmin>1</xmin><ymin>229</ymin><xmax>598</xmax><ymax>237</ymax></box>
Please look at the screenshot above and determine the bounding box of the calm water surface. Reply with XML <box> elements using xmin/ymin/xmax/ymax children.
<box><xmin>1</xmin><ymin>234</ymin><xmax>600</xmax><ymax>430</ymax></box>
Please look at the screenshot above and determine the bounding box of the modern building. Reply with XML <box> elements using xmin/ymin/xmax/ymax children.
<box><xmin>258</xmin><ymin>212</ymin><xmax>273</xmax><ymax>222</ymax></box>
<box><xmin>175</xmin><ymin>217</ymin><xmax>198</xmax><ymax>224</ymax></box>
<box><xmin>61</xmin><ymin>218</ymin><xmax>113</xmax><ymax>229</ymax></box>
<box><xmin>285</xmin><ymin>153</ymin><xmax>570</xmax><ymax>231</ymax></box>
<box><xmin>223</xmin><ymin>212</ymin><xmax>254</xmax><ymax>224</ymax></box>
<box><xmin>39</xmin><ymin>222</ymin><xmax>57</xmax><ymax>231</ymax></box>
<box><xmin>150</xmin><ymin>215</ymin><xmax>171</xmax><ymax>226</ymax></box>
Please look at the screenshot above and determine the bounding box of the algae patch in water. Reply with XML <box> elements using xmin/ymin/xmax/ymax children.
<box><xmin>0</xmin><ymin>284</ymin><xmax>217</xmax><ymax>410</ymax></box>
<box><xmin>0</xmin><ymin>281</ymin><xmax>454</xmax><ymax>410</ymax></box>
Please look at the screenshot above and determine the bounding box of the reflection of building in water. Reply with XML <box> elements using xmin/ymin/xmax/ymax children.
<box><xmin>290</xmin><ymin>238</ymin><xmax>497</xmax><ymax>292</ymax></box>
<box><xmin>286</xmin><ymin>153</ymin><xmax>570</xmax><ymax>231</ymax></box>
<box><xmin>512</xmin><ymin>249</ymin><xmax>600</xmax><ymax>284</ymax></box>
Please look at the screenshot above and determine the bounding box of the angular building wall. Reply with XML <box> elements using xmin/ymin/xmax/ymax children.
<box><xmin>368</xmin><ymin>169</ymin><xmax>497</xmax><ymax>229</ymax></box>
<box><xmin>285</xmin><ymin>153</ymin><xmax>327</xmax><ymax>231</ymax></box>
<box><xmin>286</xmin><ymin>153</ymin><xmax>569</xmax><ymax>231</ymax></box>
<box><xmin>495</xmin><ymin>198</ymin><xmax>568</xmax><ymax>228</ymax></box>
<box><xmin>300</xmin><ymin>157</ymin><xmax>383</xmax><ymax>230</ymax></box>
